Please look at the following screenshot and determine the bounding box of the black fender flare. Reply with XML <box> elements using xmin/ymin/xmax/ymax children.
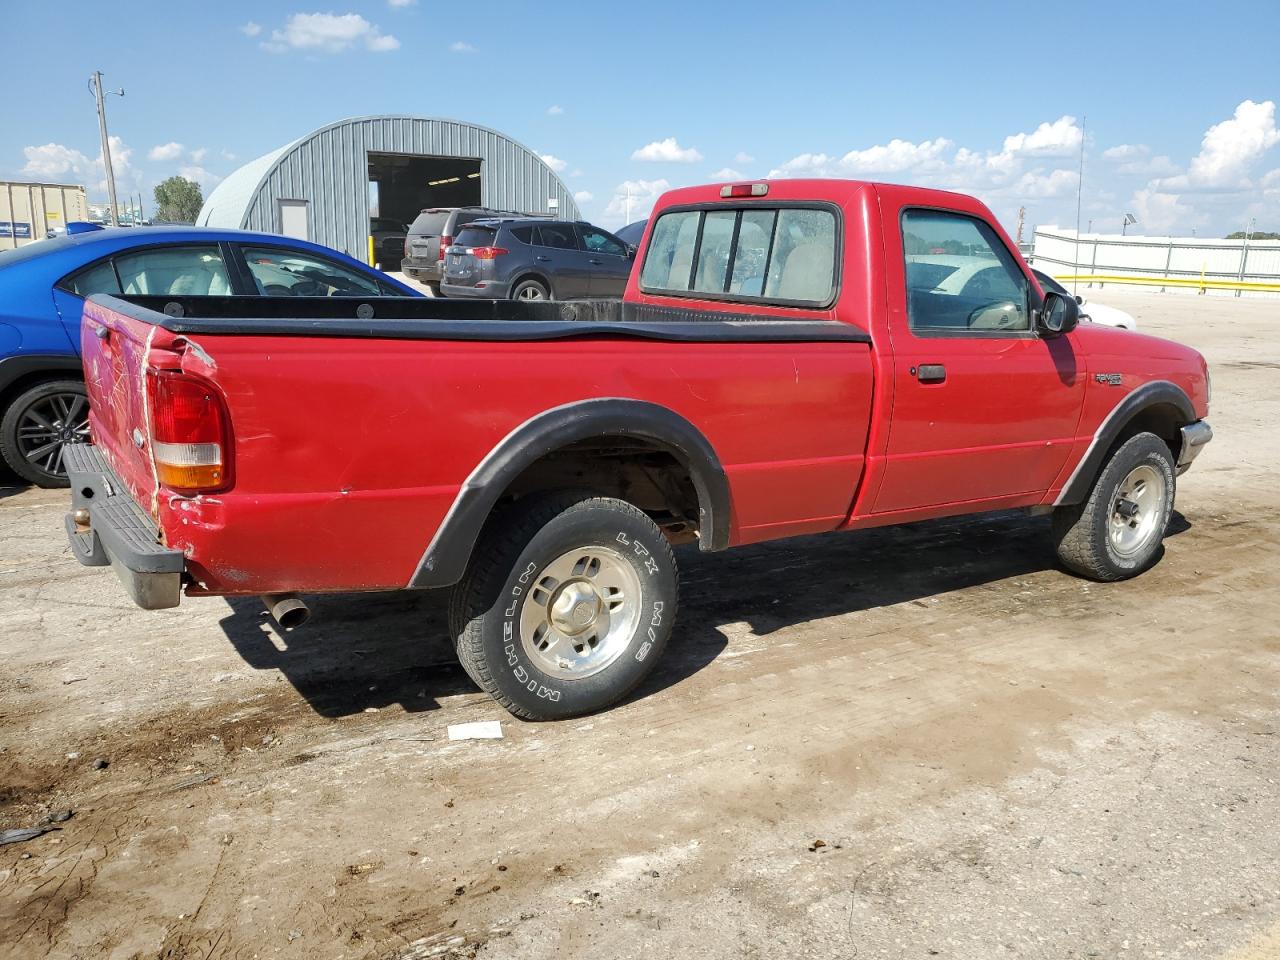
<box><xmin>409</xmin><ymin>398</ymin><xmax>733</xmax><ymax>588</ymax></box>
<box><xmin>1056</xmin><ymin>380</ymin><xmax>1195</xmax><ymax>506</ymax></box>
<box><xmin>0</xmin><ymin>354</ymin><xmax>84</xmax><ymax>399</ymax></box>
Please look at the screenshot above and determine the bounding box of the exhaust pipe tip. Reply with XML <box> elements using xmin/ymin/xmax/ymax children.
<box><xmin>262</xmin><ymin>593</ymin><xmax>310</xmax><ymax>630</ymax></box>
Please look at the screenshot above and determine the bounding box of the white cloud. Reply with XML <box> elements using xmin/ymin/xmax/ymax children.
<box><xmin>1001</xmin><ymin>116</ymin><xmax>1083</xmax><ymax>158</ymax></box>
<box><xmin>179</xmin><ymin>165</ymin><xmax>224</xmax><ymax>191</ymax></box>
<box><xmin>734</xmin><ymin>151</ymin><xmax>755</xmax><ymax>165</ymax></box>
<box><xmin>767</xmin><ymin>152</ymin><xmax>835</xmax><ymax>178</ymax></box>
<box><xmin>1129</xmin><ymin>187</ymin><xmax>1203</xmax><ymax>234</ymax></box>
<box><xmin>539</xmin><ymin>154</ymin><xmax>567</xmax><ymax>173</ymax></box>
<box><xmin>190</xmin><ymin>147</ymin><xmax>208</xmax><ymax>164</ymax></box>
<box><xmin>547</xmin><ymin>104</ymin><xmax>564</xmax><ymax>115</ymax></box>
<box><xmin>221</xmin><ymin>149</ymin><xmax>238</xmax><ymax>162</ymax></box>
<box><xmin>709</xmin><ymin>167</ymin><xmax>745</xmax><ymax>181</ymax></box>
<box><xmin>264</xmin><ymin>13</ymin><xmax>399</xmax><ymax>53</ymax></box>
<box><xmin>148</xmin><ymin>141</ymin><xmax>185</xmax><ymax>162</ymax></box>
<box><xmin>22</xmin><ymin>136</ymin><xmax>134</xmax><ymax>194</ymax></box>
<box><xmin>450</xmin><ymin>40</ymin><xmax>475</xmax><ymax>53</ymax></box>
<box><xmin>388</xmin><ymin>0</ymin><xmax>416</xmax><ymax>6</ymax></box>
<box><xmin>604</xmin><ymin>178</ymin><xmax>671</xmax><ymax>225</ymax></box>
<box><xmin>1103</xmin><ymin>143</ymin><xmax>1148</xmax><ymax>161</ymax></box>
<box><xmin>574</xmin><ymin>190</ymin><xmax>594</xmax><ymax>203</ymax></box>
<box><xmin>632</xmin><ymin>137</ymin><xmax>703</xmax><ymax>163</ymax></box>
<box><xmin>840</xmin><ymin>137</ymin><xmax>953</xmax><ymax>173</ymax></box>
<box><xmin>1155</xmin><ymin>99</ymin><xmax>1280</xmax><ymax>191</ymax></box>
<box><xmin>240</xmin><ymin>21</ymin><xmax>262</xmax><ymax>36</ymax></box>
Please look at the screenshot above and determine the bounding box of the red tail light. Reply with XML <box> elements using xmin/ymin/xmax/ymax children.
<box><xmin>146</xmin><ymin>370</ymin><xmax>232</xmax><ymax>493</ymax></box>
<box><xmin>438</xmin><ymin>234</ymin><xmax>452</xmax><ymax>261</ymax></box>
<box><xmin>469</xmin><ymin>246</ymin><xmax>509</xmax><ymax>260</ymax></box>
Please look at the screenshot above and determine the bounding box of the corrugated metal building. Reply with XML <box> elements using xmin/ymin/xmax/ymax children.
<box><xmin>198</xmin><ymin>115</ymin><xmax>579</xmax><ymax>261</ymax></box>
<box><xmin>1</xmin><ymin>181</ymin><xmax>88</xmax><ymax>250</ymax></box>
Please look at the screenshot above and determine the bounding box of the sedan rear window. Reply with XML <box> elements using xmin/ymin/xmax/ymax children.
<box><xmin>640</xmin><ymin>206</ymin><xmax>837</xmax><ymax>306</ymax></box>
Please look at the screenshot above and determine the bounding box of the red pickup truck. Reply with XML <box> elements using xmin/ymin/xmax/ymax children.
<box><xmin>64</xmin><ymin>179</ymin><xmax>1212</xmax><ymax>720</ymax></box>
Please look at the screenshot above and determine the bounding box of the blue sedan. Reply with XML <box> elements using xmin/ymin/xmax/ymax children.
<box><xmin>0</xmin><ymin>224</ymin><xmax>419</xmax><ymax>486</ymax></box>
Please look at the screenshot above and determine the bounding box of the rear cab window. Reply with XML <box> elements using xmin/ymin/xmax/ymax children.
<box><xmin>639</xmin><ymin>205</ymin><xmax>838</xmax><ymax>307</ymax></box>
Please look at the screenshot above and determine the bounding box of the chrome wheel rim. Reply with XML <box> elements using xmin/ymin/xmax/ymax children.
<box><xmin>519</xmin><ymin>546</ymin><xmax>642</xmax><ymax>680</ymax></box>
<box><xmin>1109</xmin><ymin>464</ymin><xmax>1166</xmax><ymax>558</ymax></box>
<box><xmin>17</xmin><ymin>392</ymin><xmax>89</xmax><ymax>478</ymax></box>
<box><xmin>517</xmin><ymin>285</ymin><xmax>546</xmax><ymax>301</ymax></box>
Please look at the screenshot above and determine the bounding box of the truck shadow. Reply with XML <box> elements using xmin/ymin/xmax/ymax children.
<box><xmin>217</xmin><ymin>509</ymin><xmax>1191</xmax><ymax>719</ymax></box>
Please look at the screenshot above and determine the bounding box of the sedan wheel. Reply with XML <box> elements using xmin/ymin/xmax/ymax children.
<box><xmin>0</xmin><ymin>380</ymin><xmax>90</xmax><ymax>488</ymax></box>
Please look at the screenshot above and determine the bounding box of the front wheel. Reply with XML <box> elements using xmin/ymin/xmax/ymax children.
<box><xmin>1052</xmin><ymin>431</ymin><xmax>1176</xmax><ymax>581</ymax></box>
<box><xmin>449</xmin><ymin>493</ymin><xmax>678</xmax><ymax>720</ymax></box>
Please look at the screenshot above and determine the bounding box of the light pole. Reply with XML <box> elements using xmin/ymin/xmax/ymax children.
<box><xmin>90</xmin><ymin>71</ymin><xmax>125</xmax><ymax>226</ymax></box>
<box><xmin>1122</xmin><ymin>213</ymin><xmax>1137</xmax><ymax>236</ymax></box>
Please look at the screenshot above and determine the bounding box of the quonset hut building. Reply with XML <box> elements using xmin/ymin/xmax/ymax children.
<box><xmin>198</xmin><ymin>115</ymin><xmax>580</xmax><ymax>262</ymax></box>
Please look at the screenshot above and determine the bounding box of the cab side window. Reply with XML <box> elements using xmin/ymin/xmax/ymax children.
<box><xmin>536</xmin><ymin>223</ymin><xmax>579</xmax><ymax>250</ymax></box>
<box><xmin>576</xmin><ymin>225</ymin><xmax>626</xmax><ymax>257</ymax></box>
<box><xmin>902</xmin><ymin>210</ymin><xmax>1029</xmax><ymax>334</ymax></box>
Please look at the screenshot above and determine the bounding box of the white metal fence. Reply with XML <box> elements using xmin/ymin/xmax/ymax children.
<box><xmin>1031</xmin><ymin>228</ymin><xmax>1280</xmax><ymax>299</ymax></box>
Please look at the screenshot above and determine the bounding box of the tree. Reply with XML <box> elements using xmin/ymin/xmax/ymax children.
<box><xmin>152</xmin><ymin>176</ymin><xmax>204</xmax><ymax>224</ymax></box>
<box><xmin>1226</xmin><ymin>230</ymin><xmax>1280</xmax><ymax>240</ymax></box>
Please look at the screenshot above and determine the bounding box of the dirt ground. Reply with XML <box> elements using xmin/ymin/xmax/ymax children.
<box><xmin>3</xmin><ymin>288</ymin><xmax>1279</xmax><ymax>960</ymax></box>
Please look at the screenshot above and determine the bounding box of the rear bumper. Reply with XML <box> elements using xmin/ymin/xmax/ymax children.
<box><xmin>64</xmin><ymin>444</ymin><xmax>185</xmax><ymax>610</ymax></box>
<box><xmin>441</xmin><ymin>279</ymin><xmax>512</xmax><ymax>299</ymax></box>
<box><xmin>1177</xmin><ymin>419</ymin><xmax>1212</xmax><ymax>474</ymax></box>
<box><xmin>401</xmin><ymin>258</ymin><xmax>442</xmax><ymax>283</ymax></box>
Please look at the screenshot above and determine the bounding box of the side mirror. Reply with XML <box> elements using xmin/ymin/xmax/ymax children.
<box><xmin>625</xmin><ymin>244</ymin><xmax>638</xmax><ymax>259</ymax></box>
<box><xmin>1075</xmin><ymin>294</ymin><xmax>1084</xmax><ymax>305</ymax></box>
<box><xmin>1038</xmin><ymin>290</ymin><xmax>1080</xmax><ymax>336</ymax></box>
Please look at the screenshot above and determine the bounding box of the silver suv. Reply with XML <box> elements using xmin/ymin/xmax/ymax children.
<box><xmin>441</xmin><ymin>218</ymin><xmax>634</xmax><ymax>300</ymax></box>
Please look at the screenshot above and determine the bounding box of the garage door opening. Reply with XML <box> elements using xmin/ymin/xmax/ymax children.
<box><xmin>368</xmin><ymin>152</ymin><xmax>482</xmax><ymax>229</ymax></box>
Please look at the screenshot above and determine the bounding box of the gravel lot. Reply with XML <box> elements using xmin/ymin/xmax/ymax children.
<box><xmin>2</xmin><ymin>288</ymin><xmax>1278</xmax><ymax>960</ymax></box>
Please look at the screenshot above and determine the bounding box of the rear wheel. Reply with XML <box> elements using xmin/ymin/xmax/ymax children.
<box><xmin>0</xmin><ymin>379</ymin><xmax>90</xmax><ymax>488</ymax></box>
<box><xmin>449</xmin><ymin>492</ymin><xmax>678</xmax><ymax>720</ymax></box>
<box><xmin>1052</xmin><ymin>431</ymin><xmax>1175</xmax><ymax>581</ymax></box>
<box><xmin>511</xmin><ymin>279</ymin><xmax>550</xmax><ymax>302</ymax></box>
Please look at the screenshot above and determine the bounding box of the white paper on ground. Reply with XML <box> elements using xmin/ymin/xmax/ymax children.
<box><xmin>447</xmin><ymin>720</ymin><xmax>504</xmax><ymax>741</ymax></box>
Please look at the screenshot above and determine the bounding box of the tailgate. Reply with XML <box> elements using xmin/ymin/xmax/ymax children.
<box><xmin>79</xmin><ymin>298</ymin><xmax>161</xmax><ymax>516</ymax></box>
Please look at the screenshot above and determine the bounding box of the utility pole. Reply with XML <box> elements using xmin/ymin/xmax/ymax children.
<box><xmin>90</xmin><ymin>71</ymin><xmax>124</xmax><ymax>226</ymax></box>
<box><xmin>1015</xmin><ymin>206</ymin><xmax>1025</xmax><ymax>246</ymax></box>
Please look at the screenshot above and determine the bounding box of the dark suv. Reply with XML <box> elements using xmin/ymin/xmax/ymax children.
<box><xmin>441</xmin><ymin>219</ymin><xmax>634</xmax><ymax>300</ymax></box>
<box><xmin>402</xmin><ymin>207</ymin><xmax>527</xmax><ymax>295</ymax></box>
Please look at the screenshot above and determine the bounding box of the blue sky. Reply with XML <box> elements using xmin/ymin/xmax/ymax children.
<box><xmin>3</xmin><ymin>0</ymin><xmax>1278</xmax><ymax>236</ymax></box>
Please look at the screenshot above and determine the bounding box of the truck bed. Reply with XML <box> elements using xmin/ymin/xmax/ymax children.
<box><xmin>78</xmin><ymin>294</ymin><xmax>876</xmax><ymax>597</ymax></box>
<box><xmin>109</xmin><ymin>294</ymin><xmax>871</xmax><ymax>344</ymax></box>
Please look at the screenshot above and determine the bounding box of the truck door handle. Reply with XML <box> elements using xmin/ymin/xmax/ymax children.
<box><xmin>915</xmin><ymin>364</ymin><xmax>947</xmax><ymax>383</ymax></box>
<box><xmin>535</xmin><ymin>255</ymin><xmax>551</xmax><ymax>262</ymax></box>
<box><xmin>588</xmin><ymin>258</ymin><xmax>603</xmax><ymax>265</ymax></box>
